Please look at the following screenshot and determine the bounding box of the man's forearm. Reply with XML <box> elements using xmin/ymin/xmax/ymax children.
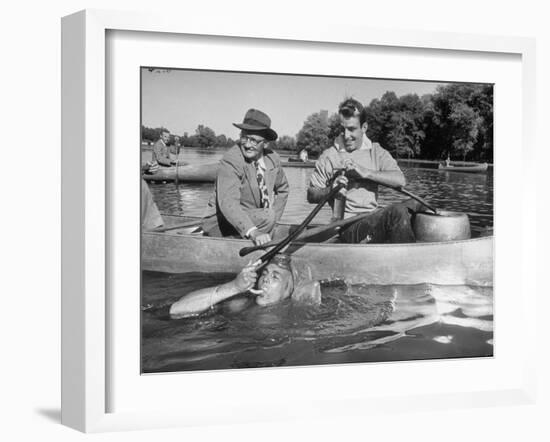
<box><xmin>169</xmin><ymin>281</ymin><xmax>240</xmax><ymax>318</ymax></box>
<box><xmin>365</xmin><ymin>170</ymin><xmax>406</xmax><ymax>188</ymax></box>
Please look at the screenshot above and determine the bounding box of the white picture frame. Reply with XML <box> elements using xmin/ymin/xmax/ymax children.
<box><xmin>61</xmin><ymin>9</ymin><xmax>537</xmax><ymax>433</ymax></box>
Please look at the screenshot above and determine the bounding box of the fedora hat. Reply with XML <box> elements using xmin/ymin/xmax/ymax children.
<box><xmin>233</xmin><ymin>108</ymin><xmax>278</xmax><ymax>141</ymax></box>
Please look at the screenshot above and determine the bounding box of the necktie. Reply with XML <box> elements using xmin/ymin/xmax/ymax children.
<box><xmin>254</xmin><ymin>161</ymin><xmax>270</xmax><ymax>208</ymax></box>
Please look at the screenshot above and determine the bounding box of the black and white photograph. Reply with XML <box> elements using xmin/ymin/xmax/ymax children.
<box><xmin>139</xmin><ymin>68</ymin><xmax>493</xmax><ymax>373</ymax></box>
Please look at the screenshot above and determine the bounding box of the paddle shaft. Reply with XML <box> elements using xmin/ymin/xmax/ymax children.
<box><xmin>334</xmin><ymin>168</ymin><xmax>438</xmax><ymax>214</ymax></box>
<box><xmin>174</xmin><ymin>144</ymin><xmax>180</xmax><ymax>186</ymax></box>
<box><xmin>256</xmin><ymin>183</ymin><xmax>344</xmax><ymax>263</ymax></box>
<box><xmin>239</xmin><ymin>210</ymin><xmax>372</xmax><ymax>256</ymax></box>
<box><xmin>393</xmin><ymin>186</ymin><xmax>438</xmax><ymax>214</ymax></box>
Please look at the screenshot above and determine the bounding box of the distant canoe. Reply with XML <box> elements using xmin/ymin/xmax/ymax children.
<box><xmin>283</xmin><ymin>158</ymin><xmax>316</xmax><ymax>168</ymax></box>
<box><xmin>438</xmin><ymin>163</ymin><xmax>488</xmax><ymax>173</ymax></box>
<box><xmin>142</xmin><ymin>163</ymin><xmax>218</xmax><ymax>183</ymax></box>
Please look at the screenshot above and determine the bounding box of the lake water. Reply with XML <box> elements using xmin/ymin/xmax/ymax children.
<box><xmin>141</xmin><ymin>147</ymin><xmax>494</xmax><ymax>373</ymax></box>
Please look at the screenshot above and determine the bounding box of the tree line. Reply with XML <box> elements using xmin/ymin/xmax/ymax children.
<box><xmin>294</xmin><ymin>84</ymin><xmax>493</xmax><ymax>161</ymax></box>
<box><xmin>142</xmin><ymin>83</ymin><xmax>493</xmax><ymax>162</ymax></box>
<box><xmin>141</xmin><ymin>125</ymin><xmax>236</xmax><ymax>148</ymax></box>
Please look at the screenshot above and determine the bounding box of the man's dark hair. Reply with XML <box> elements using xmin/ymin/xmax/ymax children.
<box><xmin>338</xmin><ymin>97</ymin><xmax>368</xmax><ymax>126</ymax></box>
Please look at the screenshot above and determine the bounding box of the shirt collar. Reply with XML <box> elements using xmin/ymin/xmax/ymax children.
<box><xmin>332</xmin><ymin>134</ymin><xmax>372</xmax><ymax>152</ymax></box>
<box><xmin>360</xmin><ymin>134</ymin><xmax>373</xmax><ymax>150</ymax></box>
<box><xmin>255</xmin><ymin>156</ymin><xmax>266</xmax><ymax>170</ymax></box>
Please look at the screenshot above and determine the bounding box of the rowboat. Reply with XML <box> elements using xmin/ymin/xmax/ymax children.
<box><xmin>142</xmin><ymin>215</ymin><xmax>493</xmax><ymax>287</ymax></box>
<box><xmin>283</xmin><ymin>159</ymin><xmax>316</xmax><ymax>168</ymax></box>
<box><xmin>142</xmin><ymin>163</ymin><xmax>218</xmax><ymax>183</ymax></box>
<box><xmin>438</xmin><ymin>163</ymin><xmax>489</xmax><ymax>173</ymax></box>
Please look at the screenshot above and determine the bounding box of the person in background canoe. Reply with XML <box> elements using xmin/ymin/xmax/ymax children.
<box><xmin>141</xmin><ymin>160</ymin><xmax>160</xmax><ymax>175</ymax></box>
<box><xmin>141</xmin><ymin>179</ymin><xmax>163</xmax><ymax>231</ymax></box>
<box><xmin>152</xmin><ymin>129</ymin><xmax>177</xmax><ymax>167</ymax></box>
<box><xmin>299</xmin><ymin>148</ymin><xmax>309</xmax><ymax>162</ymax></box>
<box><xmin>168</xmin><ymin>254</ymin><xmax>320</xmax><ymax>318</ymax></box>
<box><xmin>307</xmin><ymin>97</ymin><xmax>416</xmax><ymax>244</ymax></box>
<box><xmin>201</xmin><ymin>109</ymin><xmax>290</xmax><ymax>246</ymax></box>
<box><xmin>445</xmin><ymin>155</ymin><xmax>452</xmax><ymax>167</ymax></box>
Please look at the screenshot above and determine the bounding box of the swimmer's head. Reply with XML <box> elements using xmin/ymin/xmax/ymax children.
<box><xmin>254</xmin><ymin>254</ymin><xmax>294</xmax><ymax>306</ymax></box>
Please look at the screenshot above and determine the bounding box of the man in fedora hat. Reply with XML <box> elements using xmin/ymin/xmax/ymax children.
<box><xmin>201</xmin><ymin>109</ymin><xmax>289</xmax><ymax>245</ymax></box>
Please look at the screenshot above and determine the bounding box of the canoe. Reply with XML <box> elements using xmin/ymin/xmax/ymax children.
<box><xmin>283</xmin><ymin>159</ymin><xmax>316</xmax><ymax>168</ymax></box>
<box><xmin>142</xmin><ymin>163</ymin><xmax>218</xmax><ymax>183</ymax></box>
<box><xmin>438</xmin><ymin>163</ymin><xmax>488</xmax><ymax>173</ymax></box>
<box><xmin>142</xmin><ymin>215</ymin><xmax>493</xmax><ymax>287</ymax></box>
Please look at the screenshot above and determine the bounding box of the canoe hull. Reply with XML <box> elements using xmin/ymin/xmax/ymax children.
<box><xmin>438</xmin><ymin>163</ymin><xmax>488</xmax><ymax>173</ymax></box>
<box><xmin>142</xmin><ymin>216</ymin><xmax>493</xmax><ymax>286</ymax></box>
<box><xmin>143</xmin><ymin>163</ymin><xmax>218</xmax><ymax>182</ymax></box>
<box><xmin>283</xmin><ymin>160</ymin><xmax>315</xmax><ymax>168</ymax></box>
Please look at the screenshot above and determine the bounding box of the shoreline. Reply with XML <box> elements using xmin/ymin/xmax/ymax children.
<box><xmin>140</xmin><ymin>145</ymin><xmax>493</xmax><ymax>166</ymax></box>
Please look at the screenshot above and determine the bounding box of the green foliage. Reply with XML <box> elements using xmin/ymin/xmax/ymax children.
<box><xmin>296</xmin><ymin>111</ymin><xmax>333</xmax><ymax>156</ymax></box>
<box><xmin>360</xmin><ymin>85</ymin><xmax>493</xmax><ymax>161</ymax></box>
<box><xmin>274</xmin><ymin>135</ymin><xmax>297</xmax><ymax>151</ymax></box>
<box><xmin>142</xmin><ymin>125</ymin><xmax>234</xmax><ymax>149</ymax></box>
<box><xmin>365</xmin><ymin>92</ymin><xmax>425</xmax><ymax>159</ymax></box>
<box><xmin>194</xmin><ymin>125</ymin><xmax>217</xmax><ymax>148</ymax></box>
<box><xmin>141</xmin><ymin>125</ymin><xmax>169</xmax><ymax>143</ymax></box>
<box><xmin>423</xmin><ymin>84</ymin><xmax>492</xmax><ymax>161</ymax></box>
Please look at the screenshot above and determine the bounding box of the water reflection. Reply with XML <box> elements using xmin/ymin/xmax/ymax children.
<box><xmin>141</xmin><ymin>272</ymin><xmax>493</xmax><ymax>373</ymax></box>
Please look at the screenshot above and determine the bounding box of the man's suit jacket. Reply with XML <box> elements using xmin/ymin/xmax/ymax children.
<box><xmin>152</xmin><ymin>139</ymin><xmax>172</xmax><ymax>167</ymax></box>
<box><xmin>202</xmin><ymin>145</ymin><xmax>289</xmax><ymax>237</ymax></box>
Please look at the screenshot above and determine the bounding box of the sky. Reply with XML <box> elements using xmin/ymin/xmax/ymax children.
<box><xmin>141</xmin><ymin>68</ymin><xmax>447</xmax><ymax>139</ymax></box>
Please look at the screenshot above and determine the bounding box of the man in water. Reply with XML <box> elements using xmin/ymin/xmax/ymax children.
<box><xmin>201</xmin><ymin>109</ymin><xmax>289</xmax><ymax>246</ymax></box>
<box><xmin>169</xmin><ymin>254</ymin><xmax>319</xmax><ymax>319</ymax></box>
<box><xmin>307</xmin><ymin>97</ymin><xmax>417</xmax><ymax>244</ymax></box>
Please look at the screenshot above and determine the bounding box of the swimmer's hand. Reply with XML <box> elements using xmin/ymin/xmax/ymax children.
<box><xmin>234</xmin><ymin>259</ymin><xmax>261</xmax><ymax>292</ymax></box>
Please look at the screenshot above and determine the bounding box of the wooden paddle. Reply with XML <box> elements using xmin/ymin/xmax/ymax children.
<box><xmin>174</xmin><ymin>144</ymin><xmax>180</xmax><ymax>186</ymax></box>
<box><xmin>239</xmin><ymin>210</ymin><xmax>372</xmax><ymax>256</ymax></box>
<box><xmin>250</xmin><ymin>183</ymin><xmax>345</xmax><ymax>264</ymax></box>
<box><xmin>392</xmin><ymin>186</ymin><xmax>438</xmax><ymax>215</ymax></box>
<box><xmin>339</xmin><ymin>168</ymin><xmax>438</xmax><ymax>215</ymax></box>
<box><xmin>240</xmin><ymin>170</ymin><xmax>438</xmax><ymax>257</ymax></box>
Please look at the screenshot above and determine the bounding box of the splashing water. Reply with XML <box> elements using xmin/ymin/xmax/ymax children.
<box><xmin>141</xmin><ymin>272</ymin><xmax>493</xmax><ymax>373</ymax></box>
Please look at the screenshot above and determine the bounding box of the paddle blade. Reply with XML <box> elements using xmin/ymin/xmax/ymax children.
<box><xmin>239</xmin><ymin>245</ymin><xmax>260</xmax><ymax>257</ymax></box>
<box><xmin>239</xmin><ymin>241</ymin><xmax>277</xmax><ymax>256</ymax></box>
